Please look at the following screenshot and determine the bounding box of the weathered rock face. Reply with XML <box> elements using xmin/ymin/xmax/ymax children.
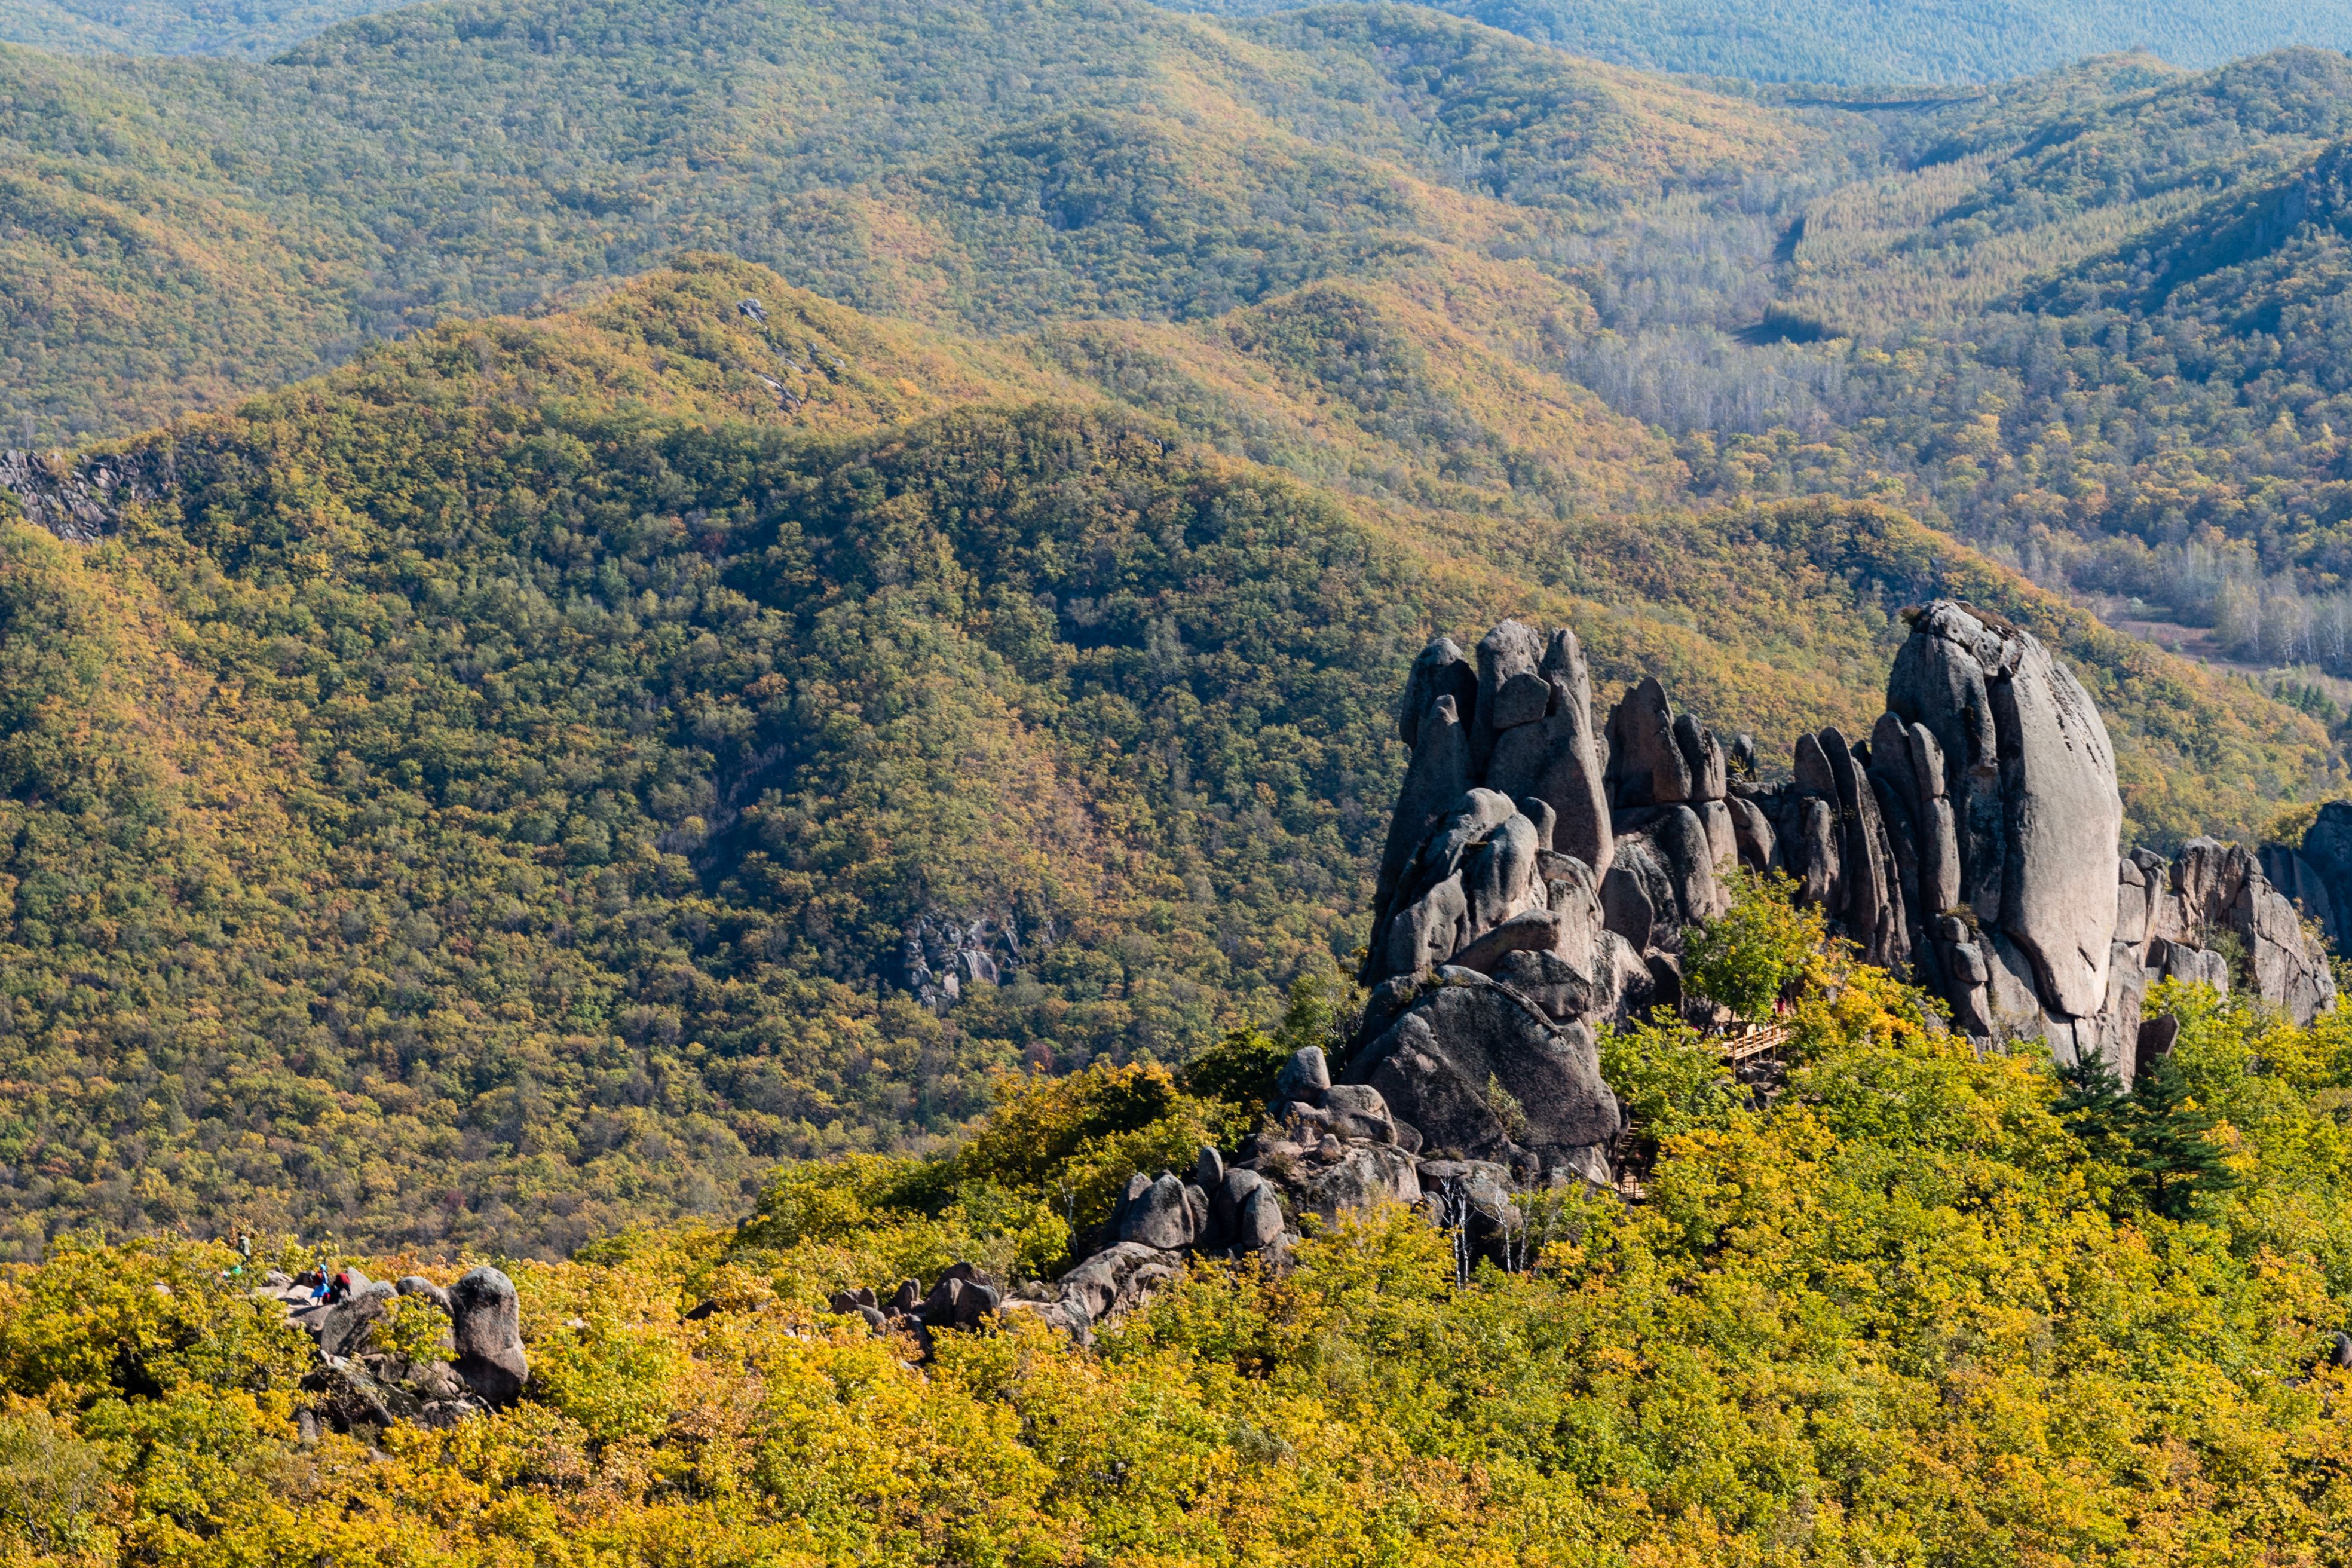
<box><xmin>1354</xmin><ymin>623</ymin><xmax>1645</xmax><ymax>1199</ymax></box>
<box><xmin>1351</xmin><ymin>975</ymin><xmax>1619</xmax><ymax>1171</ymax></box>
<box><xmin>0</xmin><ymin>445</ymin><xmax>176</xmax><ymax>544</ymax></box>
<box><xmin>2265</xmin><ymin>803</ymin><xmax>2352</xmax><ymax>1002</ymax></box>
<box><xmin>270</xmin><ymin>1270</ymin><xmax>485</xmax><ymax>1434</ymax></box>
<box><xmin>1877</xmin><ymin>601</ymin><xmax>2122</xmax><ymax>1058</ymax></box>
<box><xmin>2115</xmin><ymin>838</ymin><xmax>2335</xmax><ymax>1034</ymax></box>
<box><xmin>450</xmin><ymin>1266</ymin><xmax>530</xmax><ymax>1407</ymax></box>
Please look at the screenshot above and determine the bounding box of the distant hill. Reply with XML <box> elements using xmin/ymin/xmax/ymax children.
<box><xmin>0</xmin><ymin>0</ymin><xmax>1807</xmax><ymax>443</ymax></box>
<box><xmin>0</xmin><ymin>0</ymin><xmax>405</xmax><ymax>55</ymax></box>
<box><xmin>1177</xmin><ymin>0</ymin><xmax>2352</xmax><ymax>84</ymax></box>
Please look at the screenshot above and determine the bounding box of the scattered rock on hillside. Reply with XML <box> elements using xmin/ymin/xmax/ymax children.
<box><xmin>451</xmin><ymin>1266</ymin><xmax>530</xmax><ymax>1407</ymax></box>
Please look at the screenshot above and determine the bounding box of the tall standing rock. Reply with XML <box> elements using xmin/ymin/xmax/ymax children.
<box><xmin>1886</xmin><ymin>601</ymin><xmax>2121</xmax><ymax>1050</ymax></box>
<box><xmin>1605</xmin><ymin>678</ymin><xmax>1692</xmax><ymax>807</ymax></box>
<box><xmin>449</xmin><ymin>1267</ymin><xmax>529</xmax><ymax>1407</ymax></box>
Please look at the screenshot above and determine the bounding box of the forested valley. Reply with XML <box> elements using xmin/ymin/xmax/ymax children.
<box><xmin>5</xmin><ymin>1</ymin><xmax>2352</xmax><ymax>1563</ymax></box>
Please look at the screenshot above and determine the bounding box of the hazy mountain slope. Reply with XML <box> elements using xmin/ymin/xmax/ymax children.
<box><xmin>0</xmin><ymin>0</ymin><xmax>408</xmax><ymax>56</ymax></box>
<box><xmin>0</xmin><ymin>256</ymin><xmax>2325</xmax><ymax>1253</ymax></box>
<box><xmin>1178</xmin><ymin>0</ymin><xmax>2352</xmax><ymax>84</ymax></box>
<box><xmin>0</xmin><ymin>0</ymin><xmax>1819</xmax><ymax>443</ymax></box>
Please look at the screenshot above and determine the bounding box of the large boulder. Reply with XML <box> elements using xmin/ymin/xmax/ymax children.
<box><xmin>1297</xmin><ymin>1146</ymin><xmax>1423</xmax><ymax>1224</ymax></box>
<box><xmin>449</xmin><ymin>1266</ymin><xmax>529</xmax><ymax>1407</ymax></box>
<box><xmin>1886</xmin><ymin>601</ymin><xmax>2121</xmax><ymax>1030</ymax></box>
<box><xmin>1605</xmin><ymin>678</ymin><xmax>1690</xmax><ymax>807</ymax></box>
<box><xmin>313</xmin><ymin>1279</ymin><xmax>397</xmax><ymax>1360</ymax></box>
<box><xmin>1349</xmin><ymin>977</ymin><xmax>1619</xmax><ymax>1166</ymax></box>
<box><xmin>1056</xmin><ymin>1243</ymin><xmax>1185</xmax><ymax>1339</ymax></box>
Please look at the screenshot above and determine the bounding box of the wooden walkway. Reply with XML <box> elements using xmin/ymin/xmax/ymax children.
<box><xmin>1722</xmin><ymin>1024</ymin><xmax>1794</xmax><ymax>1064</ymax></box>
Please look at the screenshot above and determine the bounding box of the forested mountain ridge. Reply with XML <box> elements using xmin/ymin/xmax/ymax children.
<box><xmin>0</xmin><ymin>0</ymin><xmax>1810</xmax><ymax>443</ymax></box>
<box><xmin>1172</xmin><ymin>0</ymin><xmax>2352</xmax><ymax>85</ymax></box>
<box><xmin>0</xmin><ymin>0</ymin><xmax>403</xmax><ymax>55</ymax></box>
<box><xmin>0</xmin><ymin>255</ymin><xmax>2325</xmax><ymax>1254</ymax></box>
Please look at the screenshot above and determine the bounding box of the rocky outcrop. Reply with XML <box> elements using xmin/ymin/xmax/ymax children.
<box><xmin>901</xmin><ymin>909</ymin><xmax>1055</xmax><ymax>1014</ymax></box>
<box><xmin>2129</xmin><ymin>840</ymin><xmax>2335</xmax><ymax>1028</ymax></box>
<box><xmin>1358</xmin><ymin>620</ymin><xmax>1639</xmax><ymax>1192</ymax></box>
<box><xmin>0</xmin><ymin>445</ymin><xmax>175</xmax><ymax>543</ymax></box>
<box><xmin>262</xmin><ymin>1269</ymin><xmax>491</xmax><ymax>1435</ymax></box>
<box><xmin>1042</xmin><ymin>1039</ymin><xmax>1595</xmax><ymax>1336</ymax></box>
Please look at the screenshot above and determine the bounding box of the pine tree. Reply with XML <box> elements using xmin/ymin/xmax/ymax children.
<box><xmin>2127</xmin><ymin>1048</ymin><xmax>2239</xmax><ymax>1221</ymax></box>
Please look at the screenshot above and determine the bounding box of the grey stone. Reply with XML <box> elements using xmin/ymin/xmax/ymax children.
<box><xmin>1490</xmin><ymin>947</ymin><xmax>1604</xmax><ymax>1021</ymax></box>
<box><xmin>316</xmin><ymin>1280</ymin><xmax>397</xmax><ymax>1360</ymax></box>
<box><xmin>1599</xmin><ymin>847</ymin><xmax>1656</xmax><ymax>951</ymax></box>
<box><xmin>1888</xmin><ymin>602</ymin><xmax>2008</xmax><ymax>926</ymax></box>
<box><xmin>2148</xmin><ymin>937</ymin><xmax>2230</xmax><ymax>996</ymax></box>
<box><xmin>2086</xmin><ymin>938</ymin><xmax>2149</xmax><ymax>1085</ymax></box>
<box><xmin>1058</xmin><ymin>1243</ymin><xmax>1184</xmax><ymax>1328</ymax></box>
<box><xmin>1275</xmin><ymin>1046</ymin><xmax>1331</xmax><ymax>1104</ymax></box>
<box><xmin>1372</xmin><ymin>693</ymin><xmax>1472</xmax><ymax>956</ymax></box>
<box><xmin>1398</xmin><ymin>791</ymin><xmax>1518</xmax><ymax>910</ymax></box>
<box><xmin>1195</xmin><ymin>1146</ymin><xmax>1224</xmax><ymax>1192</ymax></box>
<box><xmin>1539</xmin><ymin>627</ymin><xmax>1595</xmax><ymax>732</ymax></box>
<box><xmin>1793</xmin><ymin>730</ymin><xmax>1839</xmax><ymax>798</ymax></box>
<box><xmin>1236</xmin><ymin>1183</ymin><xmax>1285</xmax><ymax>1250</ymax></box>
<box><xmin>1320</xmin><ymin>1083</ymin><xmax>1398</xmax><ymax>1143</ymax></box>
<box><xmin>2115</xmin><ymin>857</ymin><xmax>2151</xmax><ymax>949</ymax></box>
<box><xmin>1486</xmin><ymin>672</ymin><xmax>1612</xmax><ymax>881</ymax></box>
<box><xmin>1821</xmin><ymin>727</ymin><xmax>1904</xmax><ymax>970</ymax></box>
<box><xmin>1298</xmin><ymin>1145</ymin><xmax>1423</xmax><ymax>1224</ymax></box>
<box><xmin>1383</xmin><ymin>875</ymin><xmax>1468</xmax><ymax>980</ymax></box>
<box><xmin>1647</xmin><ymin>805</ymin><xmax>1721</xmax><ymax>927</ymax></box>
<box><xmin>2237</xmin><ymin>872</ymin><xmax>2337</xmax><ymax>1024</ymax></box>
<box><xmin>1695</xmin><ymin>799</ymin><xmax>1737</xmax><ymax>874</ymax></box>
<box><xmin>1726</xmin><ymin>794</ymin><xmax>1776</xmax><ymax>874</ymax></box>
<box><xmin>450</xmin><ymin>1267</ymin><xmax>529</xmax><ymax>1407</ymax></box>
<box><xmin>1452</xmin><ymin>909</ymin><xmax>1566</xmax><ymax>976</ymax></box>
<box><xmin>1982</xmin><ymin>933</ymin><xmax>2049</xmax><ymax>1041</ymax></box>
<box><xmin>302</xmin><ymin>1356</ymin><xmax>419</xmax><ymax>1434</ymax></box>
<box><xmin>1119</xmin><ymin>1173</ymin><xmax>1196</xmax><ymax>1250</ymax></box>
<box><xmin>1399</xmin><ymin>636</ymin><xmax>1477</xmax><ymax>752</ymax></box>
<box><xmin>1182</xmin><ymin>1183</ymin><xmax>1210</xmax><ymax>1244</ymax></box>
<box><xmin>1674</xmin><ymin>713</ymin><xmax>1728</xmax><ymax>801</ymax></box>
<box><xmin>1891</xmin><ymin>601</ymin><xmax>2121</xmax><ymax>1018</ymax></box>
<box><xmin>1906</xmin><ymin>722</ymin><xmax>1962</xmax><ymax>918</ymax></box>
<box><xmin>1465</xmin><ymin>813</ymin><xmax>1545</xmax><ymax>937</ymax></box>
<box><xmin>395</xmin><ymin>1276</ymin><xmax>451</xmax><ymax>1313</ymax></box>
<box><xmin>1606</xmin><ymin>677</ymin><xmax>1690</xmax><ymax>807</ymax></box>
<box><xmin>1515</xmin><ymin>796</ymin><xmax>1556</xmax><ymax>852</ymax></box>
<box><xmin>2292</xmin><ymin>801</ymin><xmax>2352</xmax><ymax>950</ymax></box>
<box><xmin>1795</xmin><ymin>795</ymin><xmax>1840</xmax><ymax>911</ymax></box>
<box><xmin>1350</xmin><ymin>983</ymin><xmax>1621</xmax><ymax>1159</ymax></box>
<box><xmin>1477</xmin><ymin>620</ymin><xmax>1554</xmax><ymax>736</ymax></box>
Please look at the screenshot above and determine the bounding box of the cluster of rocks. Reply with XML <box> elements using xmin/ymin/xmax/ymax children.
<box><xmin>823</xmin><ymin>1263</ymin><xmax>1009</xmax><ymax>1349</ymax></box>
<box><xmin>259</xmin><ymin>1265</ymin><xmax>529</xmax><ymax>1436</ymax></box>
<box><xmin>0</xmin><ymin>446</ymin><xmax>173</xmax><ymax>544</ymax></box>
<box><xmin>901</xmin><ymin>910</ymin><xmax>1054</xmax><ymax>1015</ymax></box>
<box><xmin>2126</xmin><ymin>838</ymin><xmax>2335</xmax><ymax>1027</ymax></box>
<box><xmin>844</xmin><ymin>601</ymin><xmax>2348</xmax><ymax>1345</ymax></box>
<box><xmin>1024</xmin><ymin>1044</ymin><xmax>1575</xmax><ymax>1342</ymax></box>
<box><xmin>1719</xmin><ymin>602</ymin><xmax>2332</xmax><ymax>1080</ymax></box>
<box><xmin>1347</xmin><ymin>599</ymin><xmax>2341</xmax><ymax>1190</ymax></box>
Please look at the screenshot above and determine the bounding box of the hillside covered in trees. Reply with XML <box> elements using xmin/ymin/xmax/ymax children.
<box><xmin>0</xmin><ymin>254</ymin><xmax>2326</xmax><ymax>1255</ymax></box>
<box><xmin>1184</xmin><ymin>0</ymin><xmax>2352</xmax><ymax>85</ymax></box>
<box><xmin>16</xmin><ymin>901</ymin><xmax>2352</xmax><ymax>1565</ymax></box>
<box><xmin>16</xmin><ymin>0</ymin><xmax>2352</xmax><ymax>699</ymax></box>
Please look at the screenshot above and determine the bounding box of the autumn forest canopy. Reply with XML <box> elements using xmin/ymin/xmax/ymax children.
<box><xmin>8</xmin><ymin>0</ymin><xmax>2352</xmax><ymax>1561</ymax></box>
